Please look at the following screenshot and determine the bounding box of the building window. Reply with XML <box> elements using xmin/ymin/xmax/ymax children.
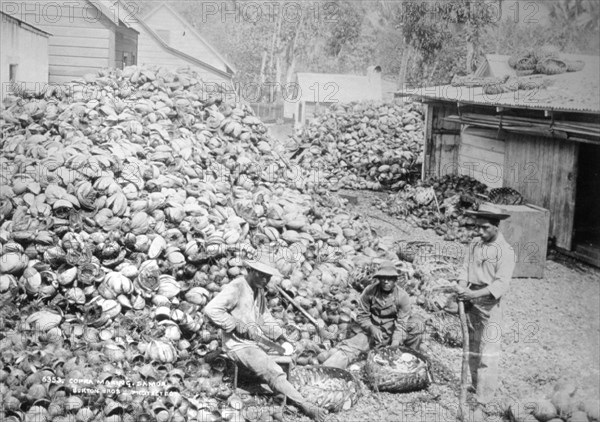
<box><xmin>122</xmin><ymin>52</ymin><xmax>129</xmax><ymax>68</ymax></box>
<box><xmin>132</xmin><ymin>53</ymin><xmax>136</xmax><ymax>65</ymax></box>
<box><xmin>9</xmin><ymin>64</ymin><xmax>18</xmax><ymax>82</ymax></box>
<box><xmin>156</xmin><ymin>29</ymin><xmax>170</xmax><ymax>44</ymax></box>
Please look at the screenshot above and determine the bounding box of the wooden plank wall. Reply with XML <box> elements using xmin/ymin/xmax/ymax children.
<box><xmin>458</xmin><ymin>127</ymin><xmax>506</xmax><ymax>188</ymax></box>
<box><xmin>423</xmin><ymin>103</ymin><xmax>461</xmax><ymax>180</ymax></box>
<box><xmin>1</xmin><ymin>15</ymin><xmax>49</xmax><ymax>96</ymax></box>
<box><xmin>503</xmin><ymin>133</ymin><xmax>579</xmax><ymax>250</ymax></box>
<box><xmin>19</xmin><ymin>2</ymin><xmax>112</xmax><ymax>82</ymax></box>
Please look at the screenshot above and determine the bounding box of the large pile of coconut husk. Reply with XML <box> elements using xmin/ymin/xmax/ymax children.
<box><xmin>291</xmin><ymin>102</ymin><xmax>424</xmax><ymax>191</ymax></box>
<box><xmin>0</xmin><ymin>65</ymin><xmax>438</xmax><ymax>421</ymax></box>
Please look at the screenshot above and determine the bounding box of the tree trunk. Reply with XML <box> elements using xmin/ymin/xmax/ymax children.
<box><xmin>495</xmin><ymin>0</ymin><xmax>503</xmax><ymax>54</ymax></box>
<box><xmin>275</xmin><ymin>55</ymin><xmax>282</xmax><ymax>101</ymax></box>
<box><xmin>466</xmin><ymin>1</ymin><xmax>477</xmax><ymax>74</ymax></box>
<box><xmin>259</xmin><ymin>49</ymin><xmax>268</xmax><ymax>100</ymax></box>
<box><xmin>285</xmin><ymin>15</ymin><xmax>303</xmax><ymax>86</ymax></box>
<box><xmin>466</xmin><ymin>40</ymin><xmax>475</xmax><ymax>74</ymax></box>
<box><xmin>268</xmin><ymin>9</ymin><xmax>283</xmax><ymax>92</ymax></box>
<box><xmin>428</xmin><ymin>57</ymin><xmax>439</xmax><ymax>85</ymax></box>
<box><xmin>398</xmin><ymin>38</ymin><xmax>412</xmax><ymax>89</ymax></box>
<box><xmin>286</xmin><ymin>53</ymin><xmax>297</xmax><ymax>86</ymax></box>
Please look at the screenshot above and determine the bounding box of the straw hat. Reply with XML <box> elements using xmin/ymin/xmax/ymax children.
<box><xmin>465</xmin><ymin>210</ymin><xmax>510</xmax><ymax>226</ymax></box>
<box><xmin>373</xmin><ymin>266</ymin><xmax>400</xmax><ymax>278</ymax></box>
<box><xmin>244</xmin><ymin>248</ymin><xmax>282</xmax><ymax>277</ymax></box>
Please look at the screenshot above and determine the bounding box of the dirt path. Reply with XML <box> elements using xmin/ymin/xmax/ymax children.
<box><xmin>300</xmin><ymin>189</ymin><xmax>600</xmax><ymax>422</ymax></box>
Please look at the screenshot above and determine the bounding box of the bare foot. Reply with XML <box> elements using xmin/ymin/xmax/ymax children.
<box><xmin>302</xmin><ymin>403</ymin><xmax>327</xmax><ymax>422</ymax></box>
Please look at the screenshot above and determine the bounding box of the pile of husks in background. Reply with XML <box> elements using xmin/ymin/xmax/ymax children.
<box><xmin>291</xmin><ymin>102</ymin><xmax>424</xmax><ymax>191</ymax></box>
<box><xmin>0</xmin><ymin>65</ymin><xmax>454</xmax><ymax>422</ymax></box>
<box><xmin>377</xmin><ymin>175</ymin><xmax>489</xmax><ymax>243</ymax></box>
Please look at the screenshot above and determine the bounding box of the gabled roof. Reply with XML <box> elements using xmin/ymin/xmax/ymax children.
<box><xmin>142</xmin><ymin>2</ymin><xmax>236</xmax><ymax>74</ymax></box>
<box><xmin>95</xmin><ymin>0</ymin><xmax>138</xmax><ymax>31</ymax></box>
<box><xmin>133</xmin><ymin>18</ymin><xmax>234</xmax><ymax>80</ymax></box>
<box><xmin>398</xmin><ymin>54</ymin><xmax>600</xmax><ymax>114</ymax></box>
<box><xmin>0</xmin><ymin>10</ymin><xmax>52</xmax><ymax>37</ymax></box>
<box><xmin>295</xmin><ymin>72</ymin><xmax>381</xmax><ymax>103</ymax></box>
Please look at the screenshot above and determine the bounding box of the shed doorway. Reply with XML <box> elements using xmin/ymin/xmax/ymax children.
<box><xmin>573</xmin><ymin>142</ymin><xmax>600</xmax><ymax>266</ymax></box>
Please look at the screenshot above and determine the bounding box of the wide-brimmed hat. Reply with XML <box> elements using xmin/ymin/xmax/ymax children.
<box><xmin>465</xmin><ymin>210</ymin><xmax>510</xmax><ymax>225</ymax></box>
<box><xmin>244</xmin><ymin>248</ymin><xmax>282</xmax><ymax>277</ymax></box>
<box><xmin>373</xmin><ymin>266</ymin><xmax>399</xmax><ymax>278</ymax></box>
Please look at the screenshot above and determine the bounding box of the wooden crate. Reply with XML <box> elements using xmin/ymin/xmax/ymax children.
<box><xmin>479</xmin><ymin>203</ymin><xmax>550</xmax><ymax>278</ymax></box>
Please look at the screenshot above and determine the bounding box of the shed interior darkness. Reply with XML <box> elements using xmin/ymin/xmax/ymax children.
<box><xmin>574</xmin><ymin>143</ymin><xmax>600</xmax><ymax>250</ymax></box>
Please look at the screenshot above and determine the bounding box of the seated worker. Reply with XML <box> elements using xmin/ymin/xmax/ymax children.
<box><xmin>204</xmin><ymin>251</ymin><xmax>325</xmax><ymax>422</ymax></box>
<box><xmin>323</xmin><ymin>265</ymin><xmax>424</xmax><ymax>369</ymax></box>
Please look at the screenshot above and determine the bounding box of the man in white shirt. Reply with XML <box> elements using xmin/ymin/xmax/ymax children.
<box><xmin>204</xmin><ymin>250</ymin><xmax>325</xmax><ymax>422</ymax></box>
<box><xmin>456</xmin><ymin>210</ymin><xmax>515</xmax><ymax>408</ymax></box>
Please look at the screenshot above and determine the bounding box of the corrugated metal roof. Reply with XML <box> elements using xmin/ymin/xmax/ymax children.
<box><xmin>295</xmin><ymin>72</ymin><xmax>381</xmax><ymax>103</ymax></box>
<box><xmin>398</xmin><ymin>54</ymin><xmax>600</xmax><ymax>114</ymax></box>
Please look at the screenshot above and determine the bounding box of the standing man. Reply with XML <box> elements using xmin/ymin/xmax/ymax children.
<box><xmin>323</xmin><ymin>265</ymin><xmax>424</xmax><ymax>369</ymax></box>
<box><xmin>456</xmin><ymin>210</ymin><xmax>515</xmax><ymax>409</ymax></box>
<box><xmin>203</xmin><ymin>250</ymin><xmax>325</xmax><ymax>422</ymax></box>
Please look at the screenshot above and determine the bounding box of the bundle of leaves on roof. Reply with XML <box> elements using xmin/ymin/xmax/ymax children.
<box><xmin>508</xmin><ymin>45</ymin><xmax>585</xmax><ymax>76</ymax></box>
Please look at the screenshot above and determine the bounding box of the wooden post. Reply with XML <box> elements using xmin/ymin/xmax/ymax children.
<box><xmin>458</xmin><ymin>300</ymin><xmax>470</xmax><ymax>422</ymax></box>
<box><xmin>423</xmin><ymin>103</ymin><xmax>435</xmax><ymax>181</ymax></box>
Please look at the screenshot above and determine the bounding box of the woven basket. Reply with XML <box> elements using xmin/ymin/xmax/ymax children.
<box><xmin>515</xmin><ymin>56</ymin><xmax>537</xmax><ymax>71</ymax></box>
<box><xmin>364</xmin><ymin>346</ymin><xmax>432</xmax><ymax>393</ymax></box>
<box><xmin>397</xmin><ymin>241</ymin><xmax>433</xmax><ymax>263</ymax></box>
<box><xmin>566</xmin><ymin>60</ymin><xmax>585</xmax><ymax>72</ymax></box>
<box><xmin>289</xmin><ymin>366</ymin><xmax>362</xmax><ymax>412</ymax></box>
<box><xmin>536</xmin><ymin>57</ymin><xmax>567</xmax><ymax>75</ymax></box>
<box><xmin>508</xmin><ymin>54</ymin><xmax>520</xmax><ymax>69</ymax></box>
<box><xmin>488</xmin><ymin>187</ymin><xmax>523</xmax><ymax>205</ymax></box>
<box><xmin>508</xmin><ymin>50</ymin><xmax>533</xmax><ymax>69</ymax></box>
<box><xmin>483</xmin><ymin>80</ymin><xmax>519</xmax><ymax>95</ymax></box>
<box><xmin>427</xmin><ymin>311</ymin><xmax>463</xmax><ymax>347</ymax></box>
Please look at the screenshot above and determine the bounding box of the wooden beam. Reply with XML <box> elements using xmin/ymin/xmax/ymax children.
<box><xmin>423</xmin><ymin>103</ymin><xmax>435</xmax><ymax>180</ymax></box>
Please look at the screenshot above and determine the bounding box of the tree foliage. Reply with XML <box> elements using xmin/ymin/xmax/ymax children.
<box><xmin>130</xmin><ymin>0</ymin><xmax>599</xmax><ymax>95</ymax></box>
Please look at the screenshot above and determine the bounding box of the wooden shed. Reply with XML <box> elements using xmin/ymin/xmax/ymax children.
<box><xmin>10</xmin><ymin>0</ymin><xmax>138</xmax><ymax>83</ymax></box>
<box><xmin>397</xmin><ymin>54</ymin><xmax>600</xmax><ymax>267</ymax></box>
<box><xmin>131</xmin><ymin>2</ymin><xmax>235</xmax><ymax>87</ymax></box>
<box><xmin>1</xmin><ymin>11</ymin><xmax>51</xmax><ymax>97</ymax></box>
<box><xmin>284</xmin><ymin>67</ymin><xmax>383</xmax><ymax>126</ymax></box>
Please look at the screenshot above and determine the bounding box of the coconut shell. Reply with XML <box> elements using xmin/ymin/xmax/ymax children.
<box><xmin>552</xmin><ymin>391</ymin><xmax>578</xmax><ymax>418</ymax></box>
<box><xmin>567</xmin><ymin>411</ymin><xmax>590</xmax><ymax>422</ymax></box>
<box><xmin>580</xmin><ymin>399</ymin><xmax>600</xmax><ymax>421</ymax></box>
<box><xmin>533</xmin><ymin>400</ymin><xmax>558</xmax><ymax>422</ymax></box>
<box><xmin>554</xmin><ymin>381</ymin><xmax>578</xmax><ymax>397</ymax></box>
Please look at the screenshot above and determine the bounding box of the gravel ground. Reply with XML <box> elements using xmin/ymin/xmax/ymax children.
<box><xmin>281</xmin><ymin>189</ymin><xmax>600</xmax><ymax>422</ymax></box>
